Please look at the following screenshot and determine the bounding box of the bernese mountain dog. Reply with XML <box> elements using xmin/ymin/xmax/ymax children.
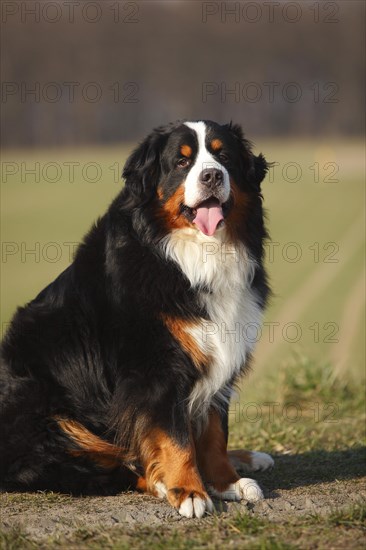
<box><xmin>0</xmin><ymin>120</ymin><xmax>274</xmax><ymax>518</ymax></box>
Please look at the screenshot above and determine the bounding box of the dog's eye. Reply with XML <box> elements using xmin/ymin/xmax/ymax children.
<box><xmin>177</xmin><ymin>158</ymin><xmax>191</xmax><ymax>168</ymax></box>
<box><xmin>219</xmin><ymin>152</ymin><xmax>229</xmax><ymax>163</ymax></box>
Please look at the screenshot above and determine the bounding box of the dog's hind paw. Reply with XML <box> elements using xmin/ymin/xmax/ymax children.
<box><xmin>209</xmin><ymin>478</ymin><xmax>264</xmax><ymax>502</ymax></box>
<box><xmin>228</xmin><ymin>450</ymin><xmax>274</xmax><ymax>473</ymax></box>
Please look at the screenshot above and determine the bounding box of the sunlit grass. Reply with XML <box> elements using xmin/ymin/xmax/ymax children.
<box><xmin>230</xmin><ymin>358</ymin><xmax>365</xmax><ymax>456</ymax></box>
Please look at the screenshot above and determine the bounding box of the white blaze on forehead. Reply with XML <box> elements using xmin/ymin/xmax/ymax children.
<box><xmin>183</xmin><ymin>121</ymin><xmax>230</xmax><ymax>208</ymax></box>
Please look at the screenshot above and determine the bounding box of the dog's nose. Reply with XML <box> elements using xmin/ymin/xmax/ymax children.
<box><xmin>199</xmin><ymin>168</ymin><xmax>224</xmax><ymax>188</ymax></box>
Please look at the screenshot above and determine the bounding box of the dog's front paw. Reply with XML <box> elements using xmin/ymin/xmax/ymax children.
<box><xmin>158</xmin><ymin>484</ymin><xmax>213</xmax><ymax>518</ymax></box>
<box><xmin>178</xmin><ymin>492</ymin><xmax>214</xmax><ymax>518</ymax></box>
<box><xmin>209</xmin><ymin>477</ymin><xmax>263</xmax><ymax>502</ymax></box>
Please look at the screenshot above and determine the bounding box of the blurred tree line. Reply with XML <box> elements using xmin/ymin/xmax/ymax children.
<box><xmin>1</xmin><ymin>0</ymin><xmax>364</xmax><ymax>147</ymax></box>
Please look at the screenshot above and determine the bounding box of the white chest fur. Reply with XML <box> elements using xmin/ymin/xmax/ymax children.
<box><xmin>162</xmin><ymin>228</ymin><xmax>263</xmax><ymax>422</ymax></box>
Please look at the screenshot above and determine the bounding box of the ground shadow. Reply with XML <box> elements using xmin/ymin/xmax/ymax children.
<box><xmin>247</xmin><ymin>446</ymin><xmax>366</xmax><ymax>494</ymax></box>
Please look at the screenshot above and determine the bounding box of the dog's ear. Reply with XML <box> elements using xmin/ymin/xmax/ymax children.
<box><xmin>122</xmin><ymin>128</ymin><xmax>168</xmax><ymax>200</ymax></box>
<box><xmin>225</xmin><ymin>122</ymin><xmax>269</xmax><ymax>190</ymax></box>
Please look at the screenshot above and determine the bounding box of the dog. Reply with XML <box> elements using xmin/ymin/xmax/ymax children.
<box><xmin>0</xmin><ymin>120</ymin><xmax>274</xmax><ymax>518</ymax></box>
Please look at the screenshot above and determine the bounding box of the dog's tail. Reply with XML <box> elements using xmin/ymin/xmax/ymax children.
<box><xmin>54</xmin><ymin>416</ymin><xmax>138</xmax><ymax>472</ymax></box>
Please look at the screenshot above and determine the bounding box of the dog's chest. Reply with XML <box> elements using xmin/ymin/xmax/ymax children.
<box><xmin>163</xmin><ymin>229</ymin><xmax>263</xmax><ymax>419</ymax></box>
<box><xmin>188</xmin><ymin>262</ymin><xmax>262</xmax><ymax>419</ymax></box>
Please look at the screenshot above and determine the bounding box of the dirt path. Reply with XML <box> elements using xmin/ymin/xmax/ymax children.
<box><xmin>1</xmin><ymin>455</ymin><xmax>365</xmax><ymax>542</ymax></box>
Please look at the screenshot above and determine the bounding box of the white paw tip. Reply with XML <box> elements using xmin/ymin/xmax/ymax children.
<box><xmin>250</xmin><ymin>451</ymin><xmax>275</xmax><ymax>471</ymax></box>
<box><xmin>192</xmin><ymin>496</ymin><xmax>206</xmax><ymax>518</ymax></box>
<box><xmin>154</xmin><ymin>481</ymin><xmax>168</xmax><ymax>498</ymax></box>
<box><xmin>206</xmin><ymin>495</ymin><xmax>215</xmax><ymax>514</ymax></box>
<box><xmin>237</xmin><ymin>478</ymin><xmax>264</xmax><ymax>502</ymax></box>
<box><xmin>178</xmin><ymin>495</ymin><xmax>211</xmax><ymax>518</ymax></box>
<box><xmin>179</xmin><ymin>497</ymin><xmax>194</xmax><ymax>518</ymax></box>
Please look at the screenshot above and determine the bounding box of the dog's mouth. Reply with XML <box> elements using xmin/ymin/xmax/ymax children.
<box><xmin>181</xmin><ymin>197</ymin><xmax>228</xmax><ymax>236</ymax></box>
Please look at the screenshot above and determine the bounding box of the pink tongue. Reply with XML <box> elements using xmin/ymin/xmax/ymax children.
<box><xmin>193</xmin><ymin>199</ymin><xmax>224</xmax><ymax>236</ymax></box>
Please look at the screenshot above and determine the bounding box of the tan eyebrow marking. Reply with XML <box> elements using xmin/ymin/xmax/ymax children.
<box><xmin>180</xmin><ymin>144</ymin><xmax>192</xmax><ymax>157</ymax></box>
<box><xmin>211</xmin><ymin>138</ymin><xmax>223</xmax><ymax>151</ymax></box>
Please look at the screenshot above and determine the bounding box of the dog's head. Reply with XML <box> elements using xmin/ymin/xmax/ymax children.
<box><xmin>122</xmin><ymin>120</ymin><xmax>268</xmax><ymax>238</ymax></box>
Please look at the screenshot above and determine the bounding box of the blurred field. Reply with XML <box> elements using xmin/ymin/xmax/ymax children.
<box><xmin>1</xmin><ymin>139</ymin><xmax>364</xmax><ymax>381</ymax></box>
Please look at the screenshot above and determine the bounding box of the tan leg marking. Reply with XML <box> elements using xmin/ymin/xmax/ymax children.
<box><xmin>140</xmin><ymin>428</ymin><xmax>213</xmax><ymax>517</ymax></box>
<box><xmin>195</xmin><ymin>409</ymin><xmax>239</xmax><ymax>492</ymax></box>
<box><xmin>195</xmin><ymin>410</ymin><xmax>265</xmax><ymax>502</ymax></box>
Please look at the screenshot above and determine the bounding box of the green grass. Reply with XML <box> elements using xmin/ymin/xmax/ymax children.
<box><xmin>327</xmin><ymin>503</ymin><xmax>366</xmax><ymax>528</ymax></box>
<box><xmin>229</xmin><ymin>357</ymin><xmax>366</xmax><ymax>455</ymax></box>
<box><xmin>0</xmin><ymin>529</ymin><xmax>38</xmax><ymax>550</ymax></box>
